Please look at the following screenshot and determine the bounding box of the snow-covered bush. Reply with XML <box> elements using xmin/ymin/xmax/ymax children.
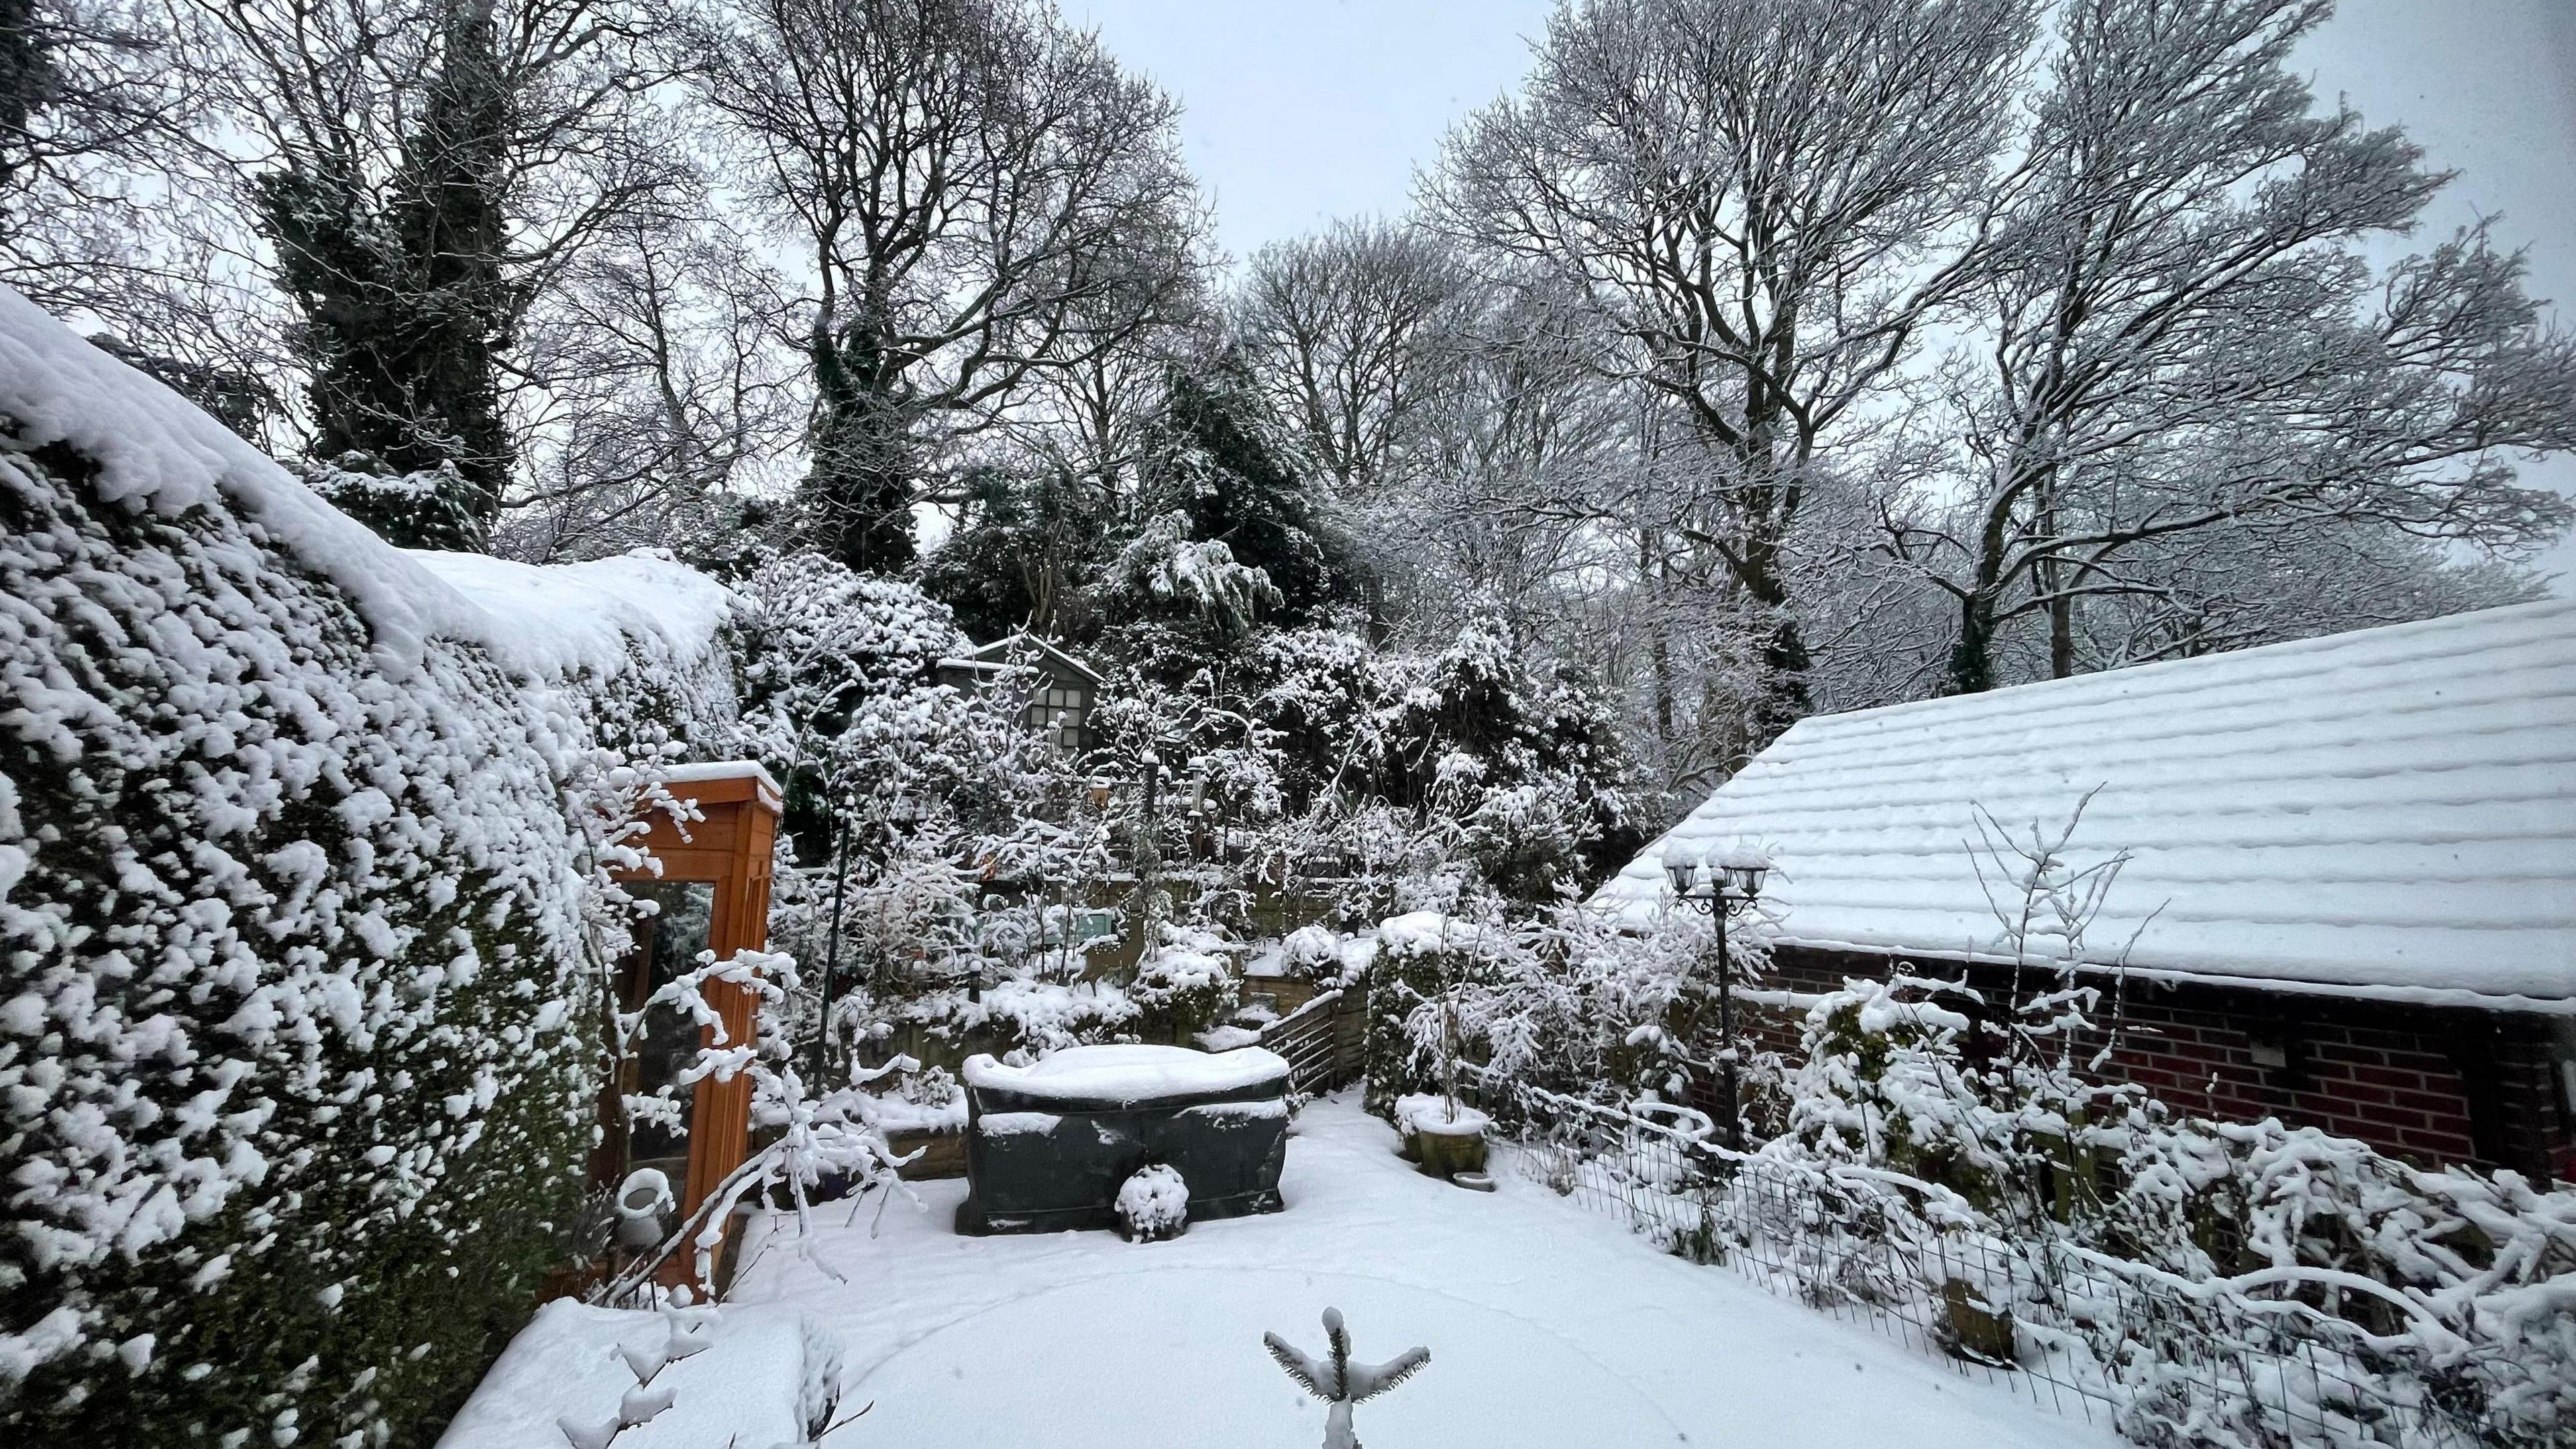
<box><xmin>0</xmin><ymin>292</ymin><xmax>734</xmax><ymax>1445</ymax></box>
<box><xmin>1280</xmin><ymin>924</ymin><xmax>1354</xmax><ymax>985</ymax></box>
<box><xmin>731</xmin><ymin>551</ymin><xmax>1047</xmax><ymax>848</ymax></box>
<box><xmin>873</xmin><ymin>975</ymin><xmax>1142</xmax><ymax>1061</ymax></box>
<box><xmin>597</xmin><ymin>949</ymin><xmax>908</xmax><ymax>1299</ymax></box>
<box><xmin>1753</xmin><ymin>969</ymin><xmax>2576</xmax><ymax>1444</ymax></box>
<box><xmin>1129</xmin><ymin>922</ymin><xmax>1244</xmax><ymax>1042</ymax></box>
<box><xmin>1362</xmin><ymin>910</ymin><xmax>1508</xmax><ymax>1117</ymax></box>
<box><xmin>1364</xmin><ymin>898</ymin><xmax>1762</xmax><ymax>1129</ymax></box>
<box><xmin>1109</xmin><ymin>510</ymin><xmax>1281</xmax><ymax>637</ymax></box>
<box><xmin>1113</xmin><ymin>1163</ymin><xmax>1190</xmax><ymax>1242</ymax></box>
<box><xmin>300</xmin><ymin>451</ymin><xmax>488</xmax><ymax>552</ymax></box>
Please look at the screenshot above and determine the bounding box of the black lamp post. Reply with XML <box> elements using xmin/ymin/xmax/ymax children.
<box><xmin>1664</xmin><ymin>843</ymin><xmax>1770</xmax><ymax>1151</ymax></box>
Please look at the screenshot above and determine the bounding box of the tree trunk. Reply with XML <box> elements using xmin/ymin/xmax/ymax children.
<box><xmin>1947</xmin><ymin>591</ymin><xmax>1999</xmax><ymax>696</ymax></box>
<box><xmin>803</xmin><ymin>315</ymin><xmax>918</xmax><ymax>574</ymax></box>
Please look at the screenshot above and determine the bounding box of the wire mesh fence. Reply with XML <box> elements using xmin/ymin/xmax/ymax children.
<box><xmin>1460</xmin><ymin>1070</ymin><xmax>2519</xmax><ymax>1449</ymax></box>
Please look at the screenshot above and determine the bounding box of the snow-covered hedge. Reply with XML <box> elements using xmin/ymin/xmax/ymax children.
<box><xmin>0</xmin><ymin>290</ymin><xmax>733</xmax><ymax>1447</ymax></box>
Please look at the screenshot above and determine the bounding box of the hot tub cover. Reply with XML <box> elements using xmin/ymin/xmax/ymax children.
<box><xmin>962</xmin><ymin>1043</ymin><xmax>1290</xmax><ymax>1107</ymax></box>
<box><xmin>957</xmin><ymin>1044</ymin><xmax>1293</xmax><ymax>1234</ymax></box>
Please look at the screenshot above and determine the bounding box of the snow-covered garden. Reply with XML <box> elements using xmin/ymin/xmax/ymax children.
<box><xmin>8</xmin><ymin>1</ymin><xmax>2576</xmax><ymax>1447</ymax></box>
<box><xmin>449</xmin><ymin>1095</ymin><xmax>2111</xmax><ymax>1449</ymax></box>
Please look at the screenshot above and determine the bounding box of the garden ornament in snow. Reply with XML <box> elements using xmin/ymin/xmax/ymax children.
<box><xmin>556</xmin><ymin>1305</ymin><xmax>714</xmax><ymax>1449</ymax></box>
<box><xmin>1115</xmin><ymin>1163</ymin><xmax>1191</xmax><ymax>1241</ymax></box>
<box><xmin>613</xmin><ymin>1168</ymin><xmax>676</xmax><ymax>1250</ymax></box>
<box><xmin>1264</xmin><ymin>1307</ymin><xmax>1429</xmax><ymax>1449</ymax></box>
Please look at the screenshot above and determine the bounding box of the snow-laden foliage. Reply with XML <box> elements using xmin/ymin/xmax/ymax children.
<box><xmin>1362</xmin><ymin>894</ymin><xmax>1772</xmax><ymax>1136</ymax></box>
<box><xmin>726</xmin><ymin>552</ymin><xmax>1127</xmax><ymax>1073</ymax></box>
<box><xmin>1108</xmin><ymin>511</ymin><xmax>1281</xmax><ymax>639</ymax></box>
<box><xmin>1113</xmin><ymin>1163</ymin><xmax>1189</xmax><ymax>1242</ymax></box>
<box><xmin>299</xmin><ymin>453</ymin><xmax>488</xmax><ymax>553</ymax></box>
<box><xmin>1746</xmin><ymin>971</ymin><xmax>2576</xmax><ymax>1445</ymax></box>
<box><xmin>1085</xmin><ymin>611</ymin><xmax>1642</xmax><ymax>914</ymax></box>
<box><xmin>1128</xmin><ymin>922</ymin><xmax>1243</xmax><ymax>1042</ymax></box>
<box><xmin>1279</xmin><ymin>924</ymin><xmax>1350</xmax><ymax>985</ymax></box>
<box><xmin>0</xmin><ymin>301</ymin><xmax>736</xmax><ymax>1446</ymax></box>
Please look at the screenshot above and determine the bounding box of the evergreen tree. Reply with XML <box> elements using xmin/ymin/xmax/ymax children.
<box><xmin>920</xmin><ymin>464</ymin><xmax>1109</xmax><ymax>643</ymax></box>
<box><xmin>1144</xmin><ymin>357</ymin><xmax>1338</xmax><ymax>626</ymax></box>
<box><xmin>256</xmin><ymin>0</ymin><xmax>516</xmax><ymax>549</ymax></box>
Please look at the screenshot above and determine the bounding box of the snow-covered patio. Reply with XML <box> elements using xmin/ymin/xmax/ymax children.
<box><xmin>720</xmin><ymin>1095</ymin><xmax>2112</xmax><ymax>1448</ymax></box>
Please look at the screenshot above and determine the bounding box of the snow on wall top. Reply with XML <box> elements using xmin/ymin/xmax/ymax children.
<box><xmin>1592</xmin><ymin>600</ymin><xmax>2576</xmax><ymax>1008</ymax></box>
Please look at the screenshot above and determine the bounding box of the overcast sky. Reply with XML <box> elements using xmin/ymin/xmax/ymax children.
<box><xmin>1067</xmin><ymin>0</ymin><xmax>2576</xmax><ymax>585</ymax></box>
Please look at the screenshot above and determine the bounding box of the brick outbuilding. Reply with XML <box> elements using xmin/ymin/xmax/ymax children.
<box><xmin>1594</xmin><ymin>600</ymin><xmax>2576</xmax><ymax>1182</ymax></box>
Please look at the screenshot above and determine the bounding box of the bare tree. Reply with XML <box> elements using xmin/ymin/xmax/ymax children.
<box><xmin>2080</xmin><ymin>514</ymin><xmax>2543</xmax><ymax>670</ymax></box>
<box><xmin>1902</xmin><ymin>0</ymin><xmax>2576</xmax><ymax>693</ymax></box>
<box><xmin>179</xmin><ymin>0</ymin><xmax>680</xmax><ymax>547</ymax></box>
<box><xmin>499</xmin><ymin>207</ymin><xmax>802</xmax><ymax>564</ymax></box>
<box><xmin>1429</xmin><ymin>0</ymin><xmax>2036</xmax><ymax>742</ymax></box>
<box><xmin>1236</xmin><ymin>216</ymin><xmax>1472</xmax><ymax>498</ymax></box>
<box><xmin>680</xmin><ymin>0</ymin><xmax>1202</xmax><ymax>574</ymax></box>
<box><xmin>0</xmin><ymin>0</ymin><xmax>195</xmax><ymax>241</ymax></box>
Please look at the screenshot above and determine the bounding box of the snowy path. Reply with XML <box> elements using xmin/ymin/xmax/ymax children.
<box><xmin>727</xmin><ymin>1095</ymin><xmax>2115</xmax><ymax>1448</ymax></box>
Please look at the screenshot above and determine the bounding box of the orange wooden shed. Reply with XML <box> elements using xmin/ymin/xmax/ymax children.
<box><xmin>599</xmin><ymin>760</ymin><xmax>782</xmax><ymax>1288</ymax></box>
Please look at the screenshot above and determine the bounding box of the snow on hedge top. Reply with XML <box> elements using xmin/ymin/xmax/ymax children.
<box><xmin>408</xmin><ymin>549</ymin><xmax>733</xmax><ymax>681</ymax></box>
<box><xmin>0</xmin><ymin>285</ymin><xmax>489</xmax><ymax>668</ymax></box>
<box><xmin>0</xmin><ymin>284</ymin><xmax>728</xmax><ymax>679</ymax></box>
<box><xmin>963</xmin><ymin>1044</ymin><xmax>1290</xmax><ymax>1104</ymax></box>
<box><xmin>1593</xmin><ymin>600</ymin><xmax>2576</xmax><ymax>1008</ymax></box>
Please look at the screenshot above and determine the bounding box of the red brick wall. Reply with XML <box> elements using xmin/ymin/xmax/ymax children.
<box><xmin>1738</xmin><ymin>943</ymin><xmax>2570</xmax><ymax>1181</ymax></box>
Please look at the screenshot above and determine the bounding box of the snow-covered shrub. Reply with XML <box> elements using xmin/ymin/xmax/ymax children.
<box><xmin>300</xmin><ymin>450</ymin><xmax>488</xmax><ymax>551</ymax></box>
<box><xmin>2097</xmin><ymin>1115</ymin><xmax>2576</xmax><ymax>1438</ymax></box>
<box><xmin>1129</xmin><ymin>922</ymin><xmax>1243</xmax><ymax>1041</ymax></box>
<box><xmin>880</xmin><ymin>975</ymin><xmax>1142</xmax><ymax>1061</ymax></box>
<box><xmin>0</xmin><ymin>292</ymin><xmax>733</xmax><ymax>1448</ymax></box>
<box><xmin>1362</xmin><ymin>910</ymin><xmax>1508</xmax><ymax>1117</ymax></box>
<box><xmin>1774</xmin><ymin>972</ymin><xmax>2132</xmax><ymax>1229</ymax></box>
<box><xmin>596</xmin><ymin>948</ymin><xmax>909</xmax><ymax>1299</ymax></box>
<box><xmin>1110</xmin><ymin>509</ymin><xmax>1281</xmax><ymax>637</ymax></box>
<box><xmin>1113</xmin><ymin>1163</ymin><xmax>1190</xmax><ymax>1242</ymax></box>
<box><xmin>1279</xmin><ymin>924</ymin><xmax>1354</xmax><ymax>985</ymax></box>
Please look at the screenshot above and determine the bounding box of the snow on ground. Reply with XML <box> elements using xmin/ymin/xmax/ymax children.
<box><xmin>726</xmin><ymin>1093</ymin><xmax>2113</xmax><ymax>1449</ymax></box>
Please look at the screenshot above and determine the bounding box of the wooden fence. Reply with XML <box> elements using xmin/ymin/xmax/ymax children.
<box><xmin>1254</xmin><ymin>985</ymin><xmax>1366</xmax><ymax>1096</ymax></box>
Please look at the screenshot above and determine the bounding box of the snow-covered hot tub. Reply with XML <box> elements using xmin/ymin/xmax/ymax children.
<box><xmin>957</xmin><ymin>1044</ymin><xmax>1293</xmax><ymax>1235</ymax></box>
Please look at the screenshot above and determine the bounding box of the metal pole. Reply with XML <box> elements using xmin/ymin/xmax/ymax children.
<box><xmin>816</xmin><ymin>806</ymin><xmax>849</xmax><ymax>1089</ymax></box>
<box><xmin>1717</xmin><ymin>900</ymin><xmax>1742</xmax><ymax>1152</ymax></box>
<box><xmin>1137</xmin><ymin>752</ymin><xmax>1161</xmax><ymax>936</ymax></box>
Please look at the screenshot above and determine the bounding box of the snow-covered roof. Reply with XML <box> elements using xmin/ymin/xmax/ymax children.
<box><xmin>1592</xmin><ymin>600</ymin><xmax>2576</xmax><ymax>1010</ymax></box>
<box><xmin>939</xmin><ymin>631</ymin><xmax>1104</xmax><ymax>686</ymax></box>
<box><xmin>660</xmin><ymin>759</ymin><xmax>786</xmax><ymax>806</ymax></box>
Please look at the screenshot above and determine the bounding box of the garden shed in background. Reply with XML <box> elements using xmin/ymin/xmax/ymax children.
<box><xmin>936</xmin><ymin>633</ymin><xmax>1105</xmax><ymax>753</ymax></box>
<box><xmin>1594</xmin><ymin>599</ymin><xmax>2576</xmax><ymax>1183</ymax></box>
